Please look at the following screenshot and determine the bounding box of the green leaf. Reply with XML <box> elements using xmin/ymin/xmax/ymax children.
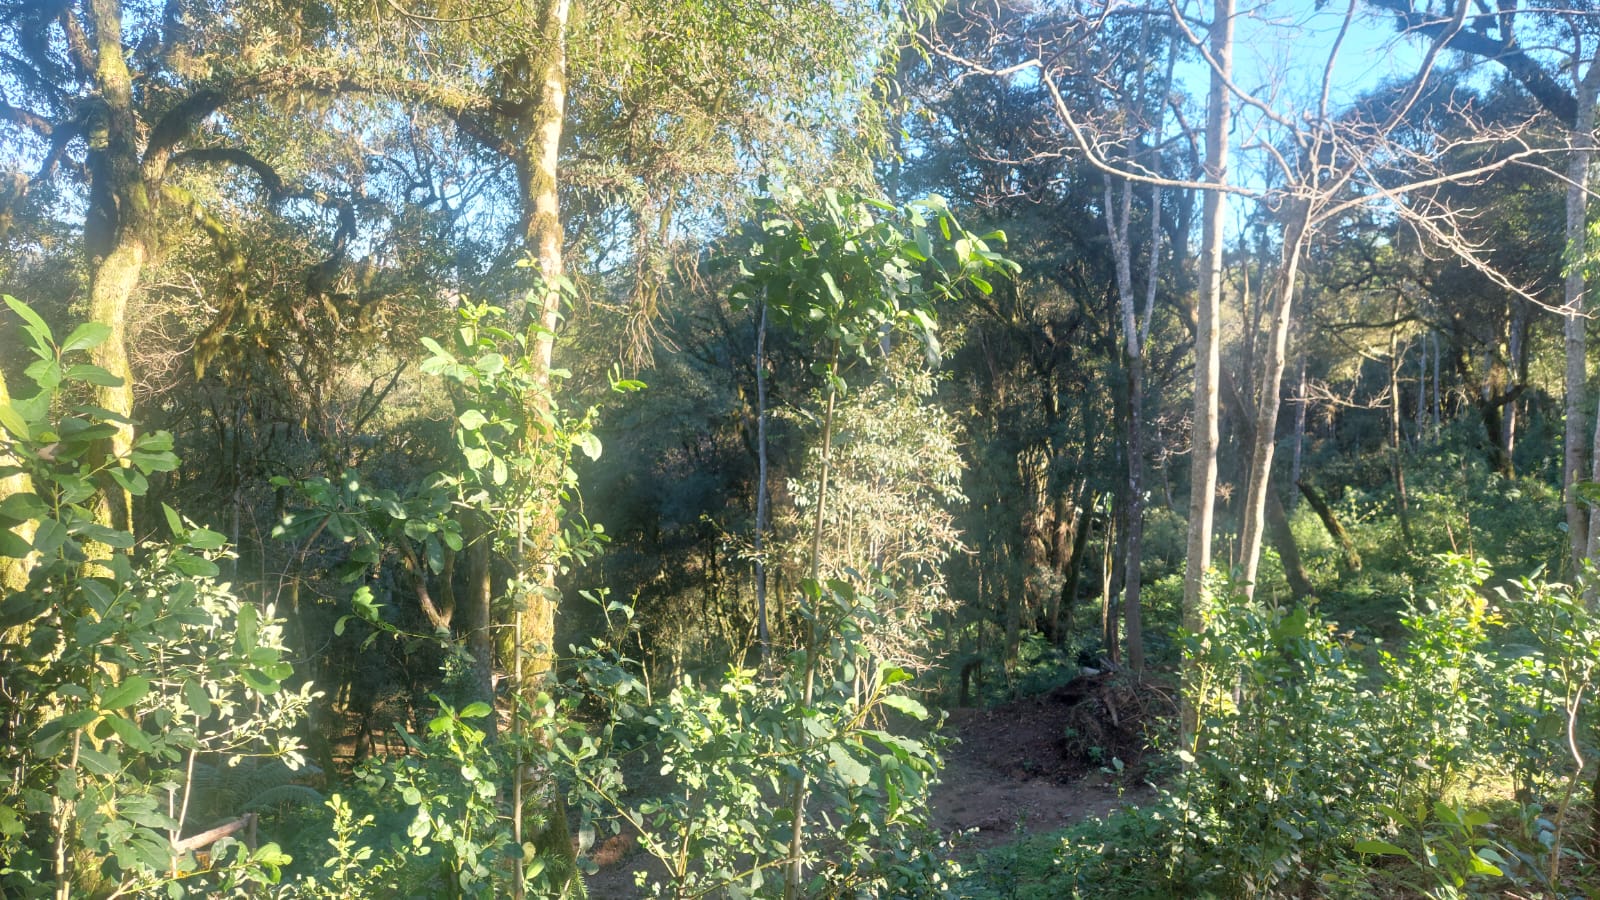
<box><xmin>0</xmin><ymin>804</ymin><xmax>23</xmax><ymax>837</ymax></box>
<box><xmin>31</xmin><ymin>517</ymin><xmax>67</xmax><ymax>556</ymax></box>
<box><xmin>0</xmin><ymin>404</ymin><xmax>30</xmax><ymax>440</ymax></box>
<box><xmin>107</xmin><ymin>466</ymin><xmax>149</xmax><ymax>495</ymax></box>
<box><xmin>0</xmin><ymin>528</ymin><xmax>31</xmax><ymax>559</ymax></box>
<box><xmin>458</xmin><ymin>409</ymin><xmax>488</xmax><ymax>431</ymax></box>
<box><xmin>879</xmin><ymin>694</ymin><xmax>927</xmax><ymax>721</ymax></box>
<box><xmin>459</xmin><ymin>702</ymin><xmax>493</xmax><ymax>720</ymax></box>
<box><xmin>73</xmin><ymin>522</ymin><xmax>135</xmax><ymax>549</ymax></box>
<box><xmin>1467</xmin><ymin>853</ymin><xmax>1503</xmax><ymax>876</ymax></box>
<box><xmin>237</xmin><ymin>602</ymin><xmax>259</xmax><ymax>652</ymax></box>
<box><xmin>169</xmin><ymin>551</ymin><xmax>218</xmax><ymax>577</ymax></box>
<box><xmin>103</xmin><ymin>714</ymin><xmax>155</xmax><ymax>753</ymax></box>
<box><xmin>186</xmin><ymin>526</ymin><xmax>226</xmax><ymax>550</ymax></box>
<box><xmin>826</xmin><ymin>744</ymin><xmax>871</xmax><ymax>786</ymax></box>
<box><xmin>183</xmin><ymin>679</ymin><xmax>212</xmax><ymax>718</ymax></box>
<box><xmin>130</xmin><ymin>448</ymin><xmax>179</xmax><ymax>473</ymax></box>
<box><xmin>162</xmin><ymin>503</ymin><xmax>185</xmax><ymax>537</ymax></box>
<box><xmin>574</xmin><ymin>431</ymin><xmax>602</xmax><ymax>461</ymax></box>
<box><xmin>102</xmin><ymin>676</ymin><xmax>151</xmax><ymax>710</ymax></box>
<box><xmin>60</xmin><ymin>323</ymin><xmax>111</xmax><ymax>354</ymax></box>
<box><xmin>76</xmin><ymin>746</ymin><xmax>122</xmax><ymax>778</ymax></box>
<box><xmin>0</xmin><ymin>492</ymin><xmax>48</xmax><ymax>521</ymax></box>
<box><xmin>241</xmin><ymin>669</ymin><xmax>282</xmax><ymax>694</ymax></box>
<box><xmin>64</xmin><ymin>363</ymin><xmax>123</xmax><ymax>386</ymax></box>
<box><xmin>5</xmin><ymin>296</ymin><xmax>52</xmax><ymax>343</ymax></box>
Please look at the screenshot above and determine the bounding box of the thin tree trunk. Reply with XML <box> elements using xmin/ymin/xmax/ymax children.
<box><xmin>511</xmin><ymin>3</ymin><xmax>581</xmax><ymax>895</ymax></box>
<box><xmin>1289</xmin><ymin>351</ymin><xmax>1307</xmax><ymax>508</ymax></box>
<box><xmin>1297</xmin><ymin>480</ymin><xmax>1361</xmax><ymax>572</ymax></box>
<box><xmin>1440</xmin><ymin>329</ymin><xmax>1452</xmax><ymax>432</ymax></box>
<box><xmin>1416</xmin><ymin>334</ymin><xmax>1429</xmax><ymax>439</ymax></box>
<box><xmin>754</xmin><ymin>298</ymin><xmax>771</xmax><ymax>660</ymax></box>
<box><xmin>1238</xmin><ymin>201</ymin><xmax>1311</xmax><ymax>598</ymax></box>
<box><xmin>1263</xmin><ymin>490</ymin><xmax>1313</xmax><ymax>601</ymax></box>
<box><xmin>786</xmin><ymin>346</ymin><xmax>840</xmax><ymax>900</ymax></box>
<box><xmin>1504</xmin><ymin>302</ymin><xmax>1526</xmax><ymax>459</ymax></box>
<box><xmin>1390</xmin><ymin>320</ymin><xmax>1414</xmax><ymax>548</ymax></box>
<box><xmin>1100</xmin><ymin>499</ymin><xmax>1120</xmax><ymax>666</ymax></box>
<box><xmin>1183</xmin><ymin>0</ymin><xmax>1232</xmax><ymax>747</ymax></box>
<box><xmin>1103</xmin><ymin>169</ymin><xmax>1146</xmax><ymax>674</ymax></box>
<box><xmin>1563</xmin><ymin>49</ymin><xmax>1600</xmax><ymax>571</ymax></box>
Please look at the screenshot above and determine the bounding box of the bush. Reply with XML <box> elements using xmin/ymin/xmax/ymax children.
<box><xmin>0</xmin><ymin>297</ymin><xmax>314</xmax><ymax>897</ymax></box>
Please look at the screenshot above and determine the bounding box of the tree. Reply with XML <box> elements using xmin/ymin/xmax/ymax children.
<box><xmin>731</xmin><ymin>185</ymin><xmax>1015</xmax><ymax>899</ymax></box>
<box><xmin>1367</xmin><ymin>0</ymin><xmax>1600</xmax><ymax>571</ymax></box>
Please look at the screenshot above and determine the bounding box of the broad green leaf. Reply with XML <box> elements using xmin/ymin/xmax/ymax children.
<box><xmin>168</xmin><ymin>551</ymin><xmax>218</xmax><ymax>577</ymax></box>
<box><xmin>5</xmin><ymin>296</ymin><xmax>52</xmax><ymax>343</ymax></box>
<box><xmin>0</xmin><ymin>804</ymin><xmax>22</xmax><ymax>837</ymax></box>
<box><xmin>879</xmin><ymin>694</ymin><xmax>927</xmax><ymax>721</ymax></box>
<box><xmin>574</xmin><ymin>431</ymin><xmax>602</xmax><ymax>461</ymax></box>
<box><xmin>60</xmin><ymin>322</ymin><xmax>111</xmax><ymax>354</ymax></box>
<box><xmin>0</xmin><ymin>492</ymin><xmax>48</xmax><ymax>521</ymax></box>
<box><xmin>162</xmin><ymin>503</ymin><xmax>186</xmax><ymax>537</ymax></box>
<box><xmin>31</xmin><ymin>517</ymin><xmax>67</xmax><ymax>556</ymax></box>
<box><xmin>73</xmin><ymin>522</ymin><xmax>135</xmax><ymax>549</ymax></box>
<box><xmin>0</xmin><ymin>528</ymin><xmax>30</xmax><ymax>558</ymax></box>
<box><xmin>76</xmin><ymin>745</ymin><xmax>121</xmax><ymax>778</ymax></box>
<box><xmin>240</xmin><ymin>669</ymin><xmax>282</xmax><ymax>694</ymax></box>
<box><xmin>183</xmin><ymin>679</ymin><xmax>212</xmax><ymax>718</ymax></box>
<box><xmin>107</xmin><ymin>466</ymin><xmax>149</xmax><ymax>495</ymax></box>
<box><xmin>186</xmin><ymin>526</ymin><xmax>226</xmax><ymax>550</ymax></box>
<box><xmin>64</xmin><ymin>363</ymin><xmax>123</xmax><ymax>386</ymax></box>
<box><xmin>826</xmin><ymin>744</ymin><xmax>871</xmax><ymax>786</ymax></box>
<box><xmin>460</xmin><ymin>702</ymin><xmax>493</xmax><ymax>720</ymax></box>
<box><xmin>0</xmin><ymin>404</ymin><xmax>29</xmax><ymax>440</ymax></box>
<box><xmin>103</xmin><ymin>714</ymin><xmax>155</xmax><ymax>753</ymax></box>
<box><xmin>101</xmin><ymin>676</ymin><xmax>151</xmax><ymax>710</ymax></box>
<box><xmin>237</xmin><ymin>601</ymin><xmax>259</xmax><ymax>652</ymax></box>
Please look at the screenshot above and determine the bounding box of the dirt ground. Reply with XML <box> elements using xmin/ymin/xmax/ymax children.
<box><xmin>583</xmin><ymin>673</ymin><xmax>1160</xmax><ymax>897</ymax></box>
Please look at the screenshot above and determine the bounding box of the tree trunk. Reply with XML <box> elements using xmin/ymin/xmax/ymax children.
<box><xmin>1389</xmin><ymin>314</ymin><xmax>1415</xmax><ymax>547</ymax></box>
<box><xmin>84</xmin><ymin>0</ymin><xmax>152</xmax><ymax>534</ymax></box>
<box><xmin>1297</xmin><ymin>480</ymin><xmax>1362</xmax><ymax>573</ymax></box>
<box><xmin>1238</xmin><ymin>201</ymin><xmax>1311</xmax><ymax>598</ymax></box>
<box><xmin>1289</xmin><ymin>352</ymin><xmax>1308</xmax><ymax>508</ymax></box>
<box><xmin>0</xmin><ymin>369</ymin><xmax>34</xmax><ymax>592</ymax></box>
<box><xmin>1263</xmin><ymin>491</ymin><xmax>1313</xmax><ymax>601</ymax></box>
<box><xmin>1103</xmin><ymin>168</ymin><xmax>1147</xmax><ymax>674</ymax></box>
<box><xmin>753</xmin><ymin>298</ymin><xmax>771</xmax><ymax>661</ymax></box>
<box><xmin>1056</xmin><ymin>492</ymin><xmax>1093</xmax><ymax>644</ymax></box>
<box><xmin>1183</xmin><ymin>0</ymin><xmax>1232</xmax><ymax>747</ymax></box>
<box><xmin>510</xmin><ymin>2</ymin><xmax>581</xmax><ymax>895</ymax></box>
<box><xmin>1563</xmin><ymin>54</ymin><xmax>1600</xmax><ymax>572</ymax></box>
<box><xmin>1100</xmin><ymin>499</ymin><xmax>1120</xmax><ymax>666</ymax></box>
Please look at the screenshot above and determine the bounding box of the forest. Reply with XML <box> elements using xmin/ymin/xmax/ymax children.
<box><xmin>2</xmin><ymin>0</ymin><xmax>1600</xmax><ymax>896</ymax></box>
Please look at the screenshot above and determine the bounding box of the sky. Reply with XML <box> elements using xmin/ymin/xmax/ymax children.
<box><xmin>1222</xmin><ymin>0</ymin><xmax>1430</xmax><ymax>110</ymax></box>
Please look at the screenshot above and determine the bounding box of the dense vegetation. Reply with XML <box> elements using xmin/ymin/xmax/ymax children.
<box><xmin>2</xmin><ymin>0</ymin><xmax>1599</xmax><ymax>896</ymax></box>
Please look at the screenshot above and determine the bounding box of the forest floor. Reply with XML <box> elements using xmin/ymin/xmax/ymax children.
<box><xmin>584</xmin><ymin>672</ymin><xmax>1161</xmax><ymax>897</ymax></box>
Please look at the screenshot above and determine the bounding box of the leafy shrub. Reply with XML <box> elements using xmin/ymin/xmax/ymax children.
<box><xmin>0</xmin><ymin>297</ymin><xmax>313</xmax><ymax>897</ymax></box>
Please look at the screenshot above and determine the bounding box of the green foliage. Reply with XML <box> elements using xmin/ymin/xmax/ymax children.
<box><xmin>732</xmin><ymin>185</ymin><xmax>1017</xmax><ymax>372</ymax></box>
<box><xmin>568</xmin><ymin>580</ymin><xmax>950</xmax><ymax>898</ymax></box>
<box><xmin>972</xmin><ymin>555</ymin><xmax>1595</xmax><ymax>898</ymax></box>
<box><xmin>0</xmin><ymin>298</ymin><xmax>314</xmax><ymax>896</ymax></box>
